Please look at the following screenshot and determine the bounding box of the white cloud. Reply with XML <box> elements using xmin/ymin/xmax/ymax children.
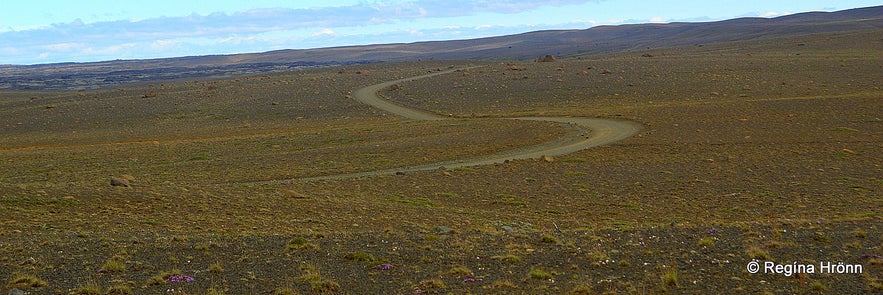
<box><xmin>569</xmin><ymin>19</ymin><xmax>598</xmax><ymax>27</ymax></box>
<box><xmin>649</xmin><ymin>16</ymin><xmax>665</xmax><ymax>23</ymax></box>
<box><xmin>311</xmin><ymin>28</ymin><xmax>336</xmax><ymax>37</ymax></box>
<box><xmin>83</xmin><ymin>43</ymin><xmax>136</xmax><ymax>55</ymax></box>
<box><xmin>151</xmin><ymin>39</ymin><xmax>180</xmax><ymax>49</ymax></box>
<box><xmin>40</xmin><ymin>42</ymin><xmax>83</xmax><ymax>52</ymax></box>
<box><xmin>759</xmin><ymin>11</ymin><xmax>792</xmax><ymax>17</ymax></box>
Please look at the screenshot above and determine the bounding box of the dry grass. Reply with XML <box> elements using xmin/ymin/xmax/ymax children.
<box><xmin>0</xmin><ymin>30</ymin><xmax>880</xmax><ymax>294</ymax></box>
<box><xmin>6</xmin><ymin>273</ymin><xmax>47</xmax><ymax>288</ymax></box>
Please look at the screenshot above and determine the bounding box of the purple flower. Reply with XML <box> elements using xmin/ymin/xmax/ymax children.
<box><xmin>706</xmin><ymin>228</ymin><xmax>719</xmax><ymax>234</ymax></box>
<box><xmin>166</xmin><ymin>274</ymin><xmax>195</xmax><ymax>283</ymax></box>
<box><xmin>372</xmin><ymin>263</ymin><xmax>393</xmax><ymax>270</ymax></box>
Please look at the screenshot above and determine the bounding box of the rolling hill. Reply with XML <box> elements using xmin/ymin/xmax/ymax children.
<box><xmin>1</xmin><ymin>5</ymin><xmax>881</xmax><ymax>90</ymax></box>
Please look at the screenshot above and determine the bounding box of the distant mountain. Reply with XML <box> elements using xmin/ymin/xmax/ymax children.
<box><xmin>2</xmin><ymin>5</ymin><xmax>881</xmax><ymax>90</ymax></box>
<box><xmin>233</xmin><ymin>5</ymin><xmax>883</xmax><ymax>62</ymax></box>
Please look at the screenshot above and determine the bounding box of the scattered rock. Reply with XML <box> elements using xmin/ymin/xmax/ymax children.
<box><xmin>577</xmin><ymin>70</ymin><xmax>588</xmax><ymax>75</ymax></box>
<box><xmin>434</xmin><ymin>226</ymin><xmax>454</xmax><ymax>234</ymax></box>
<box><xmin>142</xmin><ymin>91</ymin><xmax>157</xmax><ymax>98</ymax></box>
<box><xmin>535</xmin><ymin>54</ymin><xmax>557</xmax><ymax>62</ymax></box>
<box><xmin>355</xmin><ymin>69</ymin><xmax>369</xmax><ymax>75</ymax></box>
<box><xmin>110</xmin><ymin>177</ymin><xmax>131</xmax><ymax>187</ymax></box>
<box><xmin>505</xmin><ymin>64</ymin><xmax>526</xmax><ymax>71</ymax></box>
<box><xmin>541</xmin><ymin>155</ymin><xmax>554</xmax><ymax>162</ymax></box>
<box><xmin>337</xmin><ymin>68</ymin><xmax>347</xmax><ymax>74</ymax></box>
<box><xmin>388</xmin><ymin>84</ymin><xmax>401</xmax><ymax>91</ymax></box>
<box><xmin>600</xmin><ymin>69</ymin><xmax>612</xmax><ymax>75</ymax></box>
<box><xmin>501</xmin><ymin>226</ymin><xmax>514</xmax><ymax>233</ymax></box>
<box><xmin>8</xmin><ymin>288</ymin><xmax>25</xmax><ymax>295</ymax></box>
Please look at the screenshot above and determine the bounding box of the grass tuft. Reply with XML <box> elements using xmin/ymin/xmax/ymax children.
<box><xmin>209</xmin><ymin>262</ymin><xmax>225</xmax><ymax>273</ymax></box>
<box><xmin>529</xmin><ymin>267</ymin><xmax>554</xmax><ymax>280</ymax></box>
<box><xmin>415</xmin><ymin>279</ymin><xmax>447</xmax><ymax>290</ymax></box>
<box><xmin>296</xmin><ymin>264</ymin><xmax>339</xmax><ymax>293</ymax></box>
<box><xmin>106</xmin><ymin>284</ymin><xmax>133</xmax><ymax>295</ymax></box>
<box><xmin>145</xmin><ymin>269</ymin><xmax>182</xmax><ymax>286</ymax></box>
<box><xmin>698</xmin><ymin>237</ymin><xmax>715</xmax><ymax>247</ymax></box>
<box><xmin>488</xmin><ymin>280</ymin><xmax>517</xmax><ymax>289</ymax></box>
<box><xmin>492</xmin><ymin>254</ymin><xmax>521</xmax><ymax>263</ymax></box>
<box><xmin>7</xmin><ymin>273</ymin><xmax>48</xmax><ymax>288</ymax></box>
<box><xmin>746</xmin><ymin>246</ymin><xmax>771</xmax><ymax>260</ymax></box>
<box><xmin>662</xmin><ymin>268</ymin><xmax>678</xmax><ymax>287</ymax></box>
<box><xmin>344</xmin><ymin>251</ymin><xmax>376</xmax><ymax>262</ymax></box>
<box><xmin>274</xmin><ymin>286</ymin><xmax>302</xmax><ymax>295</ymax></box>
<box><xmin>70</xmin><ymin>282</ymin><xmax>102</xmax><ymax>295</ymax></box>
<box><xmin>287</xmin><ymin>237</ymin><xmax>319</xmax><ymax>251</ymax></box>
<box><xmin>571</xmin><ymin>283</ymin><xmax>593</xmax><ymax>294</ymax></box>
<box><xmin>810</xmin><ymin>281</ymin><xmax>827</xmax><ymax>292</ymax></box>
<box><xmin>101</xmin><ymin>257</ymin><xmax>126</xmax><ymax>272</ymax></box>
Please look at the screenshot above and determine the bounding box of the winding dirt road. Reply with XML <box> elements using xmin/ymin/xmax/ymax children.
<box><xmin>293</xmin><ymin>67</ymin><xmax>642</xmax><ymax>182</ymax></box>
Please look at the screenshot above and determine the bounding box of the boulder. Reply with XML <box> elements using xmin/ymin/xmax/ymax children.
<box><xmin>535</xmin><ymin>55</ymin><xmax>557</xmax><ymax>62</ymax></box>
<box><xmin>110</xmin><ymin>177</ymin><xmax>130</xmax><ymax>187</ymax></box>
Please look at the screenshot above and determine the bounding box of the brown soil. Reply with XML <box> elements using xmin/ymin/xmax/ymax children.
<box><xmin>0</xmin><ymin>31</ymin><xmax>881</xmax><ymax>294</ymax></box>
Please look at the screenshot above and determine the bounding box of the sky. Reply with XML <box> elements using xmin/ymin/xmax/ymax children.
<box><xmin>0</xmin><ymin>0</ymin><xmax>879</xmax><ymax>65</ymax></box>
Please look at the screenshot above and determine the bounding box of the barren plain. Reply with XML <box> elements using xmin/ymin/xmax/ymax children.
<box><xmin>0</xmin><ymin>29</ymin><xmax>881</xmax><ymax>294</ymax></box>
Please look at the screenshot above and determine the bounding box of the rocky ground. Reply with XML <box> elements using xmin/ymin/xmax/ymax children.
<box><xmin>1</xmin><ymin>31</ymin><xmax>881</xmax><ymax>294</ymax></box>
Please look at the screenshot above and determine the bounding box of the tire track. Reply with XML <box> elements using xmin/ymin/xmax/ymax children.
<box><xmin>289</xmin><ymin>66</ymin><xmax>642</xmax><ymax>182</ymax></box>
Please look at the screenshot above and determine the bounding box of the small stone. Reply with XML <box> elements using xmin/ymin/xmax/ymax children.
<box><xmin>8</xmin><ymin>288</ymin><xmax>25</xmax><ymax>295</ymax></box>
<box><xmin>110</xmin><ymin>177</ymin><xmax>130</xmax><ymax>187</ymax></box>
<box><xmin>541</xmin><ymin>155</ymin><xmax>554</xmax><ymax>162</ymax></box>
<box><xmin>501</xmin><ymin>226</ymin><xmax>514</xmax><ymax>232</ymax></box>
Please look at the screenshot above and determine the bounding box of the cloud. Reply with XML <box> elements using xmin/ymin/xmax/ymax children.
<box><xmin>311</xmin><ymin>28</ymin><xmax>336</xmax><ymax>37</ymax></box>
<box><xmin>0</xmin><ymin>0</ymin><xmax>604</xmax><ymax>64</ymax></box>
<box><xmin>759</xmin><ymin>11</ymin><xmax>792</xmax><ymax>18</ymax></box>
<box><xmin>40</xmin><ymin>42</ymin><xmax>83</xmax><ymax>52</ymax></box>
<box><xmin>738</xmin><ymin>10</ymin><xmax>794</xmax><ymax>18</ymax></box>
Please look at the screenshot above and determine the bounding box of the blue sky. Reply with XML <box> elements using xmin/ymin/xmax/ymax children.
<box><xmin>0</xmin><ymin>0</ymin><xmax>878</xmax><ymax>65</ymax></box>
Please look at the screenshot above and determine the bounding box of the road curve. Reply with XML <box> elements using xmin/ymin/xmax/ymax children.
<box><xmin>292</xmin><ymin>66</ymin><xmax>642</xmax><ymax>182</ymax></box>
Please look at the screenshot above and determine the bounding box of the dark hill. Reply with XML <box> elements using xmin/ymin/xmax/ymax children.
<box><xmin>243</xmin><ymin>5</ymin><xmax>883</xmax><ymax>62</ymax></box>
<box><xmin>1</xmin><ymin>5</ymin><xmax>881</xmax><ymax>90</ymax></box>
